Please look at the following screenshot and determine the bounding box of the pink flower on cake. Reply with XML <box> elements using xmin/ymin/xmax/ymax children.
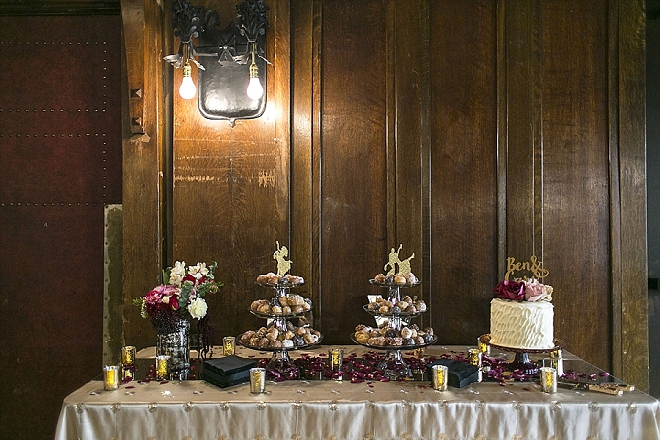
<box><xmin>524</xmin><ymin>279</ymin><xmax>553</xmax><ymax>302</ymax></box>
<box><xmin>493</xmin><ymin>280</ymin><xmax>525</xmax><ymax>301</ymax></box>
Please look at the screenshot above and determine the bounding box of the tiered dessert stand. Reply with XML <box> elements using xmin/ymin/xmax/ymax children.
<box><xmin>239</xmin><ymin>279</ymin><xmax>323</xmax><ymax>376</ymax></box>
<box><xmin>353</xmin><ymin>279</ymin><xmax>437</xmax><ymax>378</ymax></box>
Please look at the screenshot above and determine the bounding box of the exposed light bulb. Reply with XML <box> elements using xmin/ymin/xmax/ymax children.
<box><xmin>247</xmin><ymin>76</ymin><xmax>264</xmax><ymax>100</ymax></box>
<box><xmin>246</xmin><ymin>43</ymin><xmax>264</xmax><ymax>100</ymax></box>
<box><xmin>179</xmin><ymin>62</ymin><xmax>196</xmax><ymax>100</ymax></box>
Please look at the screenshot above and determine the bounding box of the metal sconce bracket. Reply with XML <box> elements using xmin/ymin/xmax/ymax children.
<box><xmin>165</xmin><ymin>0</ymin><xmax>269</xmax><ymax>125</ymax></box>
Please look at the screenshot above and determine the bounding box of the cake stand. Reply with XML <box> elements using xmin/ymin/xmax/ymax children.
<box><xmin>479</xmin><ymin>333</ymin><xmax>564</xmax><ymax>375</ymax></box>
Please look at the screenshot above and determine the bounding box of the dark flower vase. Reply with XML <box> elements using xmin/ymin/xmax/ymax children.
<box><xmin>156</xmin><ymin>319</ymin><xmax>190</xmax><ymax>380</ymax></box>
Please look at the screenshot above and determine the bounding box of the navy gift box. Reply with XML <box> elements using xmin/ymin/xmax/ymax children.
<box><xmin>202</xmin><ymin>355</ymin><xmax>256</xmax><ymax>388</ymax></box>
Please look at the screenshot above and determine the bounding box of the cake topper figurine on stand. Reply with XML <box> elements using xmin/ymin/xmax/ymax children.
<box><xmin>384</xmin><ymin>244</ymin><xmax>415</xmax><ymax>276</ymax></box>
<box><xmin>273</xmin><ymin>241</ymin><xmax>292</xmax><ymax>277</ymax></box>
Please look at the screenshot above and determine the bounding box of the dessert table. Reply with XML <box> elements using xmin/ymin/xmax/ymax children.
<box><xmin>55</xmin><ymin>344</ymin><xmax>660</xmax><ymax>440</ymax></box>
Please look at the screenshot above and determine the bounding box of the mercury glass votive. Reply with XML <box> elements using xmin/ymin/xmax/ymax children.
<box><xmin>328</xmin><ymin>348</ymin><xmax>343</xmax><ymax>371</ymax></box>
<box><xmin>550</xmin><ymin>349</ymin><xmax>564</xmax><ymax>376</ymax></box>
<box><xmin>155</xmin><ymin>355</ymin><xmax>171</xmax><ymax>380</ymax></box>
<box><xmin>540</xmin><ymin>366</ymin><xmax>557</xmax><ymax>393</ymax></box>
<box><xmin>477</xmin><ymin>337</ymin><xmax>490</xmax><ymax>356</ymax></box>
<box><xmin>468</xmin><ymin>348</ymin><xmax>483</xmax><ymax>382</ymax></box>
<box><xmin>432</xmin><ymin>365</ymin><xmax>448</xmax><ymax>391</ymax></box>
<box><xmin>250</xmin><ymin>367</ymin><xmax>266</xmax><ymax>394</ymax></box>
<box><xmin>468</xmin><ymin>348</ymin><xmax>482</xmax><ymax>366</ymax></box>
<box><xmin>122</xmin><ymin>367</ymin><xmax>134</xmax><ymax>381</ymax></box>
<box><xmin>121</xmin><ymin>345</ymin><xmax>136</xmax><ymax>367</ymax></box>
<box><xmin>103</xmin><ymin>365</ymin><xmax>120</xmax><ymax>390</ymax></box>
<box><xmin>223</xmin><ymin>336</ymin><xmax>236</xmax><ymax>356</ymax></box>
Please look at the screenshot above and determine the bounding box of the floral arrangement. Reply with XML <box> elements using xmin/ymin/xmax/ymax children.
<box><xmin>493</xmin><ymin>279</ymin><xmax>553</xmax><ymax>302</ymax></box>
<box><xmin>134</xmin><ymin>261</ymin><xmax>223</xmax><ymax>334</ymax></box>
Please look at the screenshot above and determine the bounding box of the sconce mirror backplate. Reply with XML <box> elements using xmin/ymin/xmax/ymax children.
<box><xmin>167</xmin><ymin>0</ymin><xmax>269</xmax><ymax>124</ymax></box>
<box><xmin>197</xmin><ymin>20</ymin><xmax>267</xmax><ymax>121</ymax></box>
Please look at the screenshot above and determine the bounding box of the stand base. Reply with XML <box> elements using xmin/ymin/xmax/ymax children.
<box><xmin>509</xmin><ymin>352</ymin><xmax>539</xmax><ymax>375</ymax></box>
<box><xmin>377</xmin><ymin>349</ymin><xmax>412</xmax><ymax>379</ymax></box>
<box><xmin>266</xmin><ymin>350</ymin><xmax>299</xmax><ymax>379</ymax></box>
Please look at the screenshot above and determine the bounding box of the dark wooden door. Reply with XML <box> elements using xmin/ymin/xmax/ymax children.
<box><xmin>0</xmin><ymin>14</ymin><xmax>121</xmax><ymax>439</ymax></box>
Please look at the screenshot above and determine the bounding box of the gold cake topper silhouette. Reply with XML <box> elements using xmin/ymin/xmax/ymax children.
<box><xmin>384</xmin><ymin>244</ymin><xmax>415</xmax><ymax>275</ymax></box>
<box><xmin>273</xmin><ymin>241</ymin><xmax>292</xmax><ymax>276</ymax></box>
<box><xmin>504</xmin><ymin>255</ymin><xmax>549</xmax><ymax>281</ymax></box>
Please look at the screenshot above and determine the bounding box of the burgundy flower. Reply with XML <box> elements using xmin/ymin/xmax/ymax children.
<box><xmin>493</xmin><ymin>280</ymin><xmax>525</xmax><ymax>300</ymax></box>
<box><xmin>183</xmin><ymin>274</ymin><xmax>197</xmax><ymax>284</ymax></box>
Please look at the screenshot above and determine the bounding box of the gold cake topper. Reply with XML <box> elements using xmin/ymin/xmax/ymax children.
<box><xmin>384</xmin><ymin>244</ymin><xmax>415</xmax><ymax>275</ymax></box>
<box><xmin>504</xmin><ymin>255</ymin><xmax>549</xmax><ymax>281</ymax></box>
<box><xmin>273</xmin><ymin>241</ymin><xmax>292</xmax><ymax>276</ymax></box>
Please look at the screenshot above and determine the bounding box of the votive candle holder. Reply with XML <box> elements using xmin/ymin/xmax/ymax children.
<box><xmin>223</xmin><ymin>336</ymin><xmax>236</xmax><ymax>356</ymax></box>
<box><xmin>477</xmin><ymin>337</ymin><xmax>490</xmax><ymax>356</ymax></box>
<box><xmin>328</xmin><ymin>348</ymin><xmax>343</xmax><ymax>371</ymax></box>
<box><xmin>550</xmin><ymin>349</ymin><xmax>564</xmax><ymax>376</ymax></box>
<box><xmin>432</xmin><ymin>364</ymin><xmax>448</xmax><ymax>391</ymax></box>
<box><xmin>468</xmin><ymin>348</ymin><xmax>482</xmax><ymax>367</ymax></box>
<box><xmin>121</xmin><ymin>345</ymin><xmax>136</xmax><ymax>367</ymax></box>
<box><xmin>103</xmin><ymin>365</ymin><xmax>120</xmax><ymax>390</ymax></box>
<box><xmin>250</xmin><ymin>367</ymin><xmax>266</xmax><ymax>394</ymax></box>
<box><xmin>155</xmin><ymin>355</ymin><xmax>170</xmax><ymax>381</ymax></box>
<box><xmin>540</xmin><ymin>366</ymin><xmax>557</xmax><ymax>393</ymax></box>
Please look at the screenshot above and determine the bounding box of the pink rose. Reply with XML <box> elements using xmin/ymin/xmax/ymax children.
<box><xmin>524</xmin><ymin>280</ymin><xmax>552</xmax><ymax>302</ymax></box>
<box><xmin>493</xmin><ymin>280</ymin><xmax>525</xmax><ymax>300</ymax></box>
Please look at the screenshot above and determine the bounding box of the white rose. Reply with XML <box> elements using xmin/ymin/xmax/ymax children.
<box><xmin>187</xmin><ymin>297</ymin><xmax>208</xmax><ymax>319</ymax></box>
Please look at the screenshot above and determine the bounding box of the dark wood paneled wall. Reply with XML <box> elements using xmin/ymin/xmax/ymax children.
<box><xmin>170</xmin><ymin>0</ymin><xmax>291</xmax><ymax>339</ymax></box>
<box><xmin>122</xmin><ymin>0</ymin><xmax>648</xmax><ymax>390</ymax></box>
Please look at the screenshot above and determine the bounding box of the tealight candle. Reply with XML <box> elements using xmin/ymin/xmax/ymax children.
<box><xmin>250</xmin><ymin>367</ymin><xmax>266</xmax><ymax>394</ymax></box>
<box><xmin>121</xmin><ymin>345</ymin><xmax>136</xmax><ymax>366</ymax></box>
<box><xmin>223</xmin><ymin>336</ymin><xmax>236</xmax><ymax>356</ymax></box>
<box><xmin>432</xmin><ymin>364</ymin><xmax>448</xmax><ymax>391</ymax></box>
<box><xmin>328</xmin><ymin>348</ymin><xmax>343</xmax><ymax>371</ymax></box>
<box><xmin>103</xmin><ymin>365</ymin><xmax>120</xmax><ymax>390</ymax></box>
<box><xmin>540</xmin><ymin>366</ymin><xmax>557</xmax><ymax>393</ymax></box>
<box><xmin>155</xmin><ymin>355</ymin><xmax>170</xmax><ymax>381</ymax></box>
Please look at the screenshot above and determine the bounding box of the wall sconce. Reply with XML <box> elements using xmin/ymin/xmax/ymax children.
<box><xmin>164</xmin><ymin>0</ymin><xmax>269</xmax><ymax>126</ymax></box>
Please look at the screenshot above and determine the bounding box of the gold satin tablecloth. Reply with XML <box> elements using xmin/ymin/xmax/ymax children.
<box><xmin>55</xmin><ymin>345</ymin><xmax>660</xmax><ymax>440</ymax></box>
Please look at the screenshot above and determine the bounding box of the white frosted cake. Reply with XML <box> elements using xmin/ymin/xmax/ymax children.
<box><xmin>490</xmin><ymin>298</ymin><xmax>554</xmax><ymax>350</ymax></box>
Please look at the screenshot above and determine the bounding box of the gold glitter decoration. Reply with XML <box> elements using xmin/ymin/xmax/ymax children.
<box><xmin>384</xmin><ymin>244</ymin><xmax>415</xmax><ymax>275</ymax></box>
<box><xmin>504</xmin><ymin>255</ymin><xmax>549</xmax><ymax>281</ymax></box>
